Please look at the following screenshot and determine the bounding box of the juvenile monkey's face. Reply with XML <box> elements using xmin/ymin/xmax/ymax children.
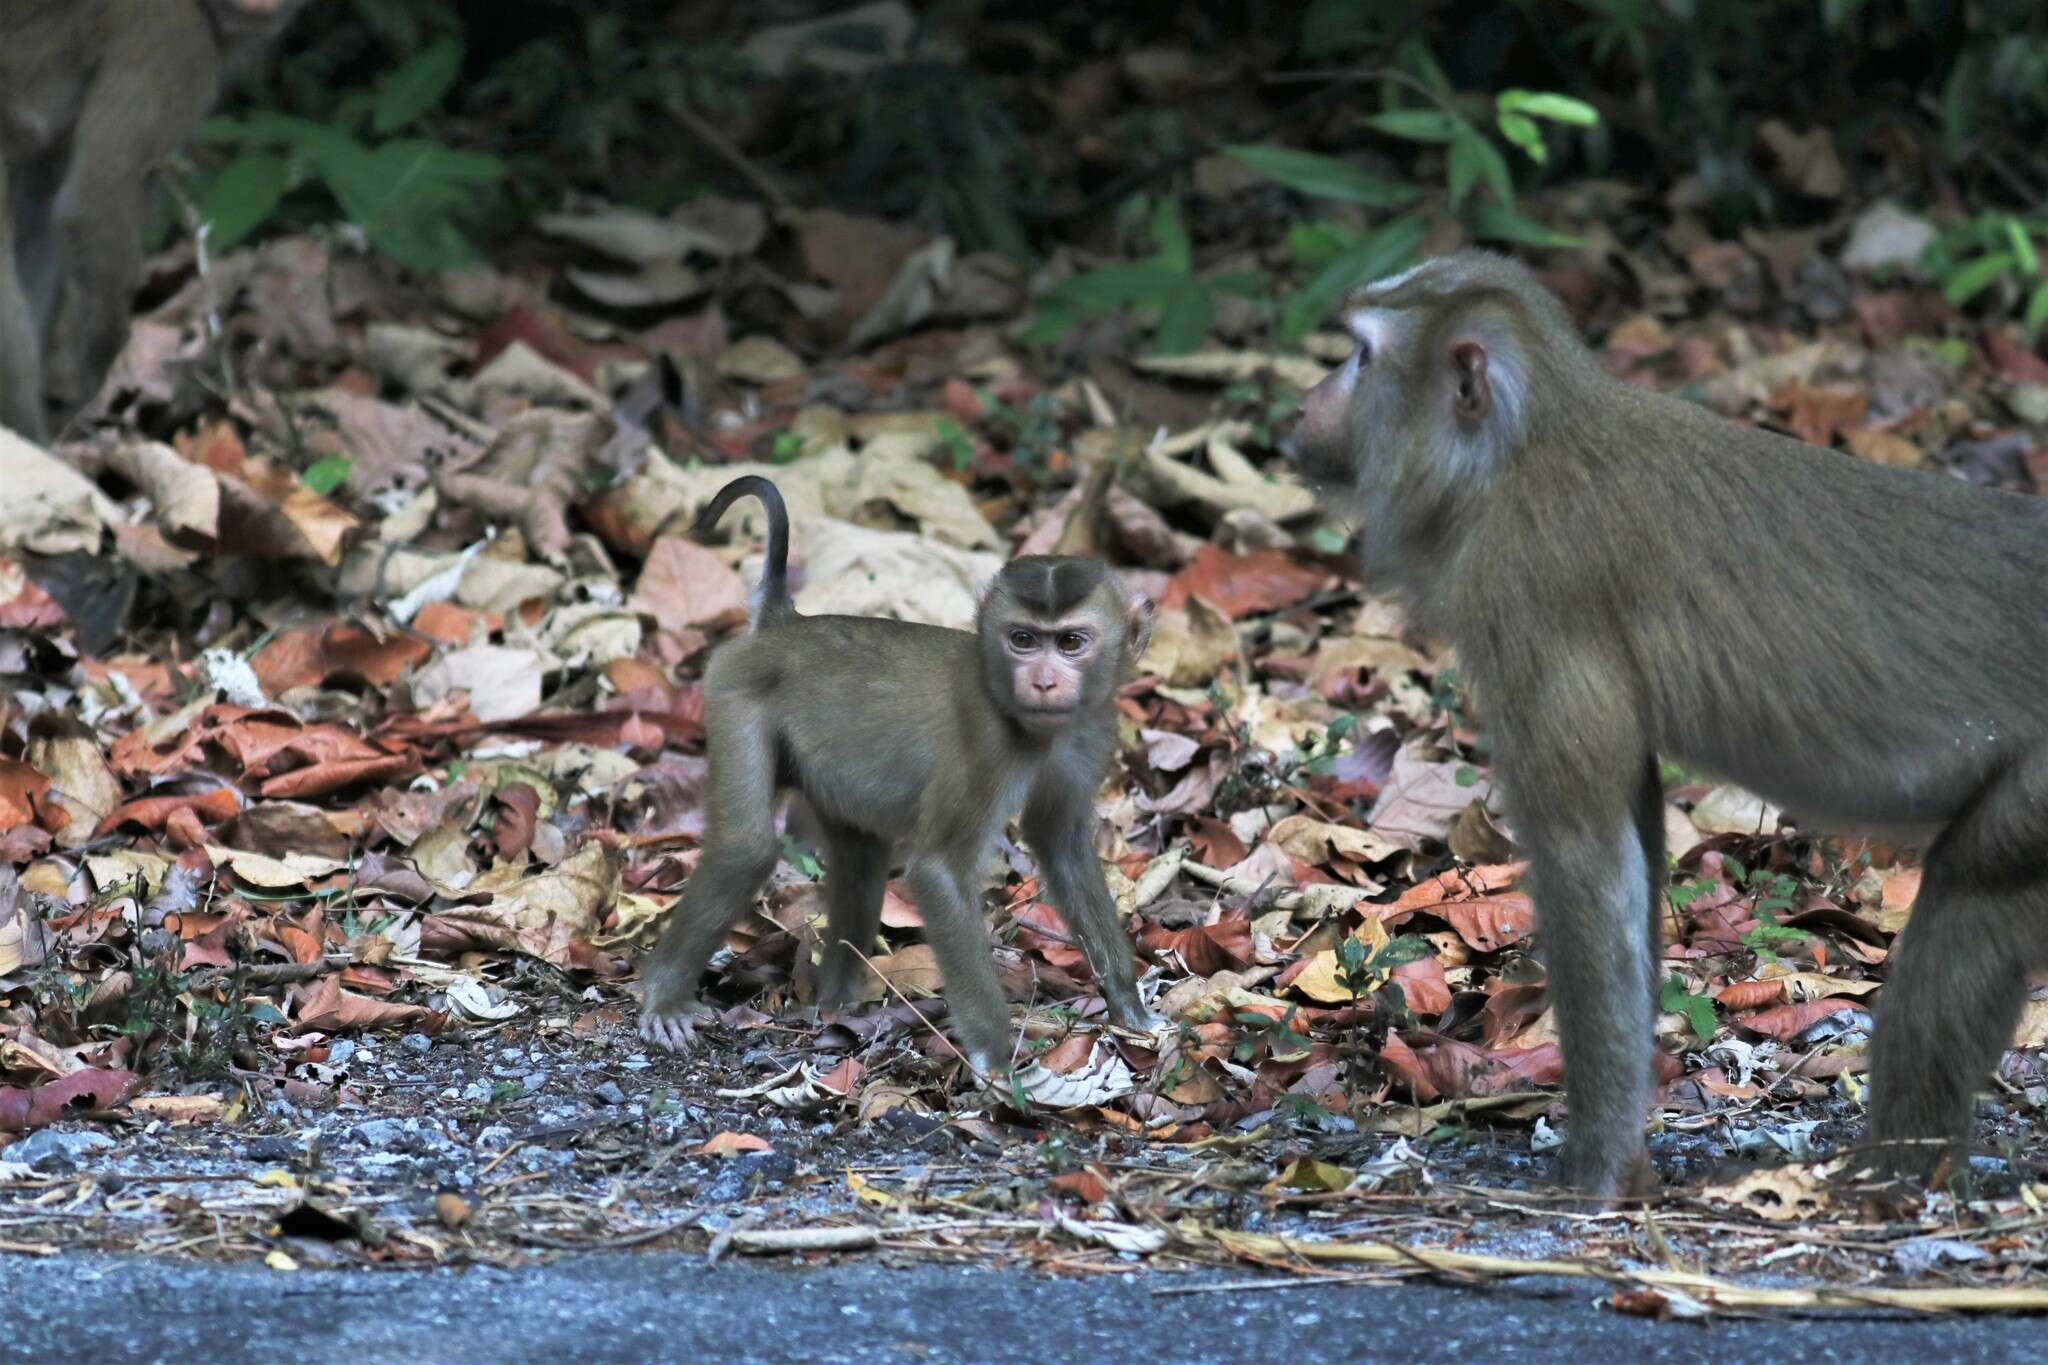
<box><xmin>999</xmin><ymin>620</ymin><xmax>1104</xmax><ymax>722</ymax></box>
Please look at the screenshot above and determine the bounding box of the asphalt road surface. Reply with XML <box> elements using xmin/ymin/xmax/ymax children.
<box><xmin>6</xmin><ymin>1252</ymin><xmax>2044</xmax><ymax>1364</ymax></box>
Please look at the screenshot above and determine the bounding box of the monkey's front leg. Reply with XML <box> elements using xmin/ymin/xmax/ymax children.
<box><xmin>1523</xmin><ymin>811</ymin><xmax>1662</xmax><ymax>1199</ymax></box>
<box><xmin>1021</xmin><ymin>801</ymin><xmax>1164</xmax><ymax>1035</ymax></box>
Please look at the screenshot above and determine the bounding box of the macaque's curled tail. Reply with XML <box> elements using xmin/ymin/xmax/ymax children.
<box><xmin>695</xmin><ymin>475</ymin><xmax>794</xmax><ymax>626</ymax></box>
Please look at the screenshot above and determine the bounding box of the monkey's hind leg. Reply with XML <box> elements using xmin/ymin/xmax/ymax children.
<box><xmin>639</xmin><ymin>700</ymin><xmax>781</xmax><ymax>1052</ymax></box>
<box><xmin>0</xmin><ymin>156</ymin><xmax>47</xmax><ymax>442</ymax></box>
<box><xmin>1867</xmin><ymin>753</ymin><xmax>2048</xmax><ymax>1184</ymax></box>
<box><xmin>815</xmin><ymin>822</ymin><xmax>889</xmax><ymax>1011</ymax></box>
<box><xmin>1526</xmin><ymin>809</ymin><xmax>1661</xmax><ymax>1200</ymax></box>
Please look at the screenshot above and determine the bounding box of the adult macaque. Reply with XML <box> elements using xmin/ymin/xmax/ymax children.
<box><xmin>1292</xmin><ymin>250</ymin><xmax>2048</xmax><ymax>1197</ymax></box>
<box><xmin>0</xmin><ymin>0</ymin><xmax>309</xmax><ymax>440</ymax></box>
<box><xmin>639</xmin><ymin>475</ymin><xmax>1165</xmax><ymax>1074</ymax></box>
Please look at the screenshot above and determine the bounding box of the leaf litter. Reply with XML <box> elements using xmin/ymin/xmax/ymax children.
<box><xmin>0</xmin><ymin>173</ymin><xmax>2046</xmax><ymax>1317</ymax></box>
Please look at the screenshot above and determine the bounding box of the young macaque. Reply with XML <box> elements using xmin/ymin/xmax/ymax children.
<box><xmin>0</xmin><ymin>0</ymin><xmax>309</xmax><ymax>440</ymax></box>
<box><xmin>639</xmin><ymin>476</ymin><xmax>1166</xmax><ymax>1074</ymax></box>
<box><xmin>1292</xmin><ymin>251</ymin><xmax>2048</xmax><ymax>1198</ymax></box>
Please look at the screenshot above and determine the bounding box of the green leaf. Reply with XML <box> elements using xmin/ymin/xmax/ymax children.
<box><xmin>1496</xmin><ymin>89</ymin><xmax>1601</xmax><ymax>126</ymax></box>
<box><xmin>302</xmin><ymin>456</ymin><xmax>352</xmax><ymax>495</ymax></box>
<box><xmin>1287</xmin><ymin>221</ymin><xmax>1359</xmax><ymax>274</ymax></box>
<box><xmin>1723</xmin><ymin>855</ymin><xmax>1748</xmax><ymax>883</ymax></box>
<box><xmin>1310</xmin><ymin>526</ymin><xmax>1349</xmax><ymax>553</ymax></box>
<box><xmin>373</xmin><ymin>37</ymin><xmax>464</xmax><ymax>134</ymax></box>
<box><xmin>1222</xmin><ymin>143</ymin><xmax>1420</xmax><ymax>208</ymax></box>
<box><xmin>1943</xmin><ymin>252</ymin><xmax>2017</xmax><ymax>306</ymax></box>
<box><xmin>1360</xmin><ymin>108</ymin><xmax>1459</xmax><ymax>142</ymax></box>
<box><xmin>1495</xmin><ymin>111</ymin><xmax>1547</xmax><ymax>165</ymax></box>
<box><xmin>2025</xmin><ymin>281</ymin><xmax>2048</xmax><ymax>340</ymax></box>
<box><xmin>2002</xmin><ymin>217</ymin><xmax>2039</xmax><ymax>277</ymax></box>
<box><xmin>1659</xmin><ymin>974</ymin><xmax>1717</xmax><ymax>1042</ymax></box>
<box><xmin>1149</xmin><ymin>197</ymin><xmax>1192</xmax><ymax>274</ymax></box>
<box><xmin>312</xmin><ymin>139</ymin><xmax>505</xmax><ymax>273</ymax></box>
<box><xmin>196</xmin><ymin>152</ymin><xmax>290</xmax><ymax>252</ymax></box>
<box><xmin>1466</xmin><ymin>199</ymin><xmax>1583</xmax><ymax>248</ymax></box>
<box><xmin>1279</xmin><ymin>213</ymin><xmax>1426</xmax><ymax>343</ymax></box>
<box><xmin>1448</xmin><ymin>129</ymin><xmax>1514</xmax><ymax>206</ymax></box>
<box><xmin>1152</xmin><ymin>281</ymin><xmax>1215</xmax><ymax>356</ymax></box>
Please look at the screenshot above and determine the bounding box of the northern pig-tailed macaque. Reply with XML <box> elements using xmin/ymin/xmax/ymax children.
<box><xmin>638</xmin><ymin>476</ymin><xmax>1166</xmax><ymax>1073</ymax></box>
<box><xmin>1292</xmin><ymin>250</ymin><xmax>2048</xmax><ymax>1197</ymax></box>
<box><xmin>0</xmin><ymin>0</ymin><xmax>309</xmax><ymax>440</ymax></box>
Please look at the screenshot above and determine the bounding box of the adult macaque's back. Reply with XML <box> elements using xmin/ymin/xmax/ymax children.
<box><xmin>0</xmin><ymin>0</ymin><xmax>308</xmax><ymax>441</ymax></box>
<box><xmin>1290</xmin><ymin>250</ymin><xmax>2048</xmax><ymax>1197</ymax></box>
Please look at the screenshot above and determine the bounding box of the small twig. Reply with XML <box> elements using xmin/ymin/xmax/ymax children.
<box><xmin>844</xmin><ymin>939</ymin><xmax>995</xmax><ymax>1092</ymax></box>
<box><xmin>511</xmin><ymin>1210</ymin><xmax>705</xmax><ymax>1252</ymax></box>
<box><xmin>1151</xmin><ymin>1271</ymin><xmax>1400</xmax><ymax>1296</ymax></box>
<box><xmin>667</xmin><ymin>100</ymin><xmax>794</xmax><ymax>213</ymax></box>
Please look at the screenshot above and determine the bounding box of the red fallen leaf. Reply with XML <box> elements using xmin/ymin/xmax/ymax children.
<box><xmin>1715</xmin><ymin>979</ymin><xmax>1787</xmax><ymax>1010</ymax></box>
<box><xmin>490</xmin><ymin>782</ymin><xmax>540</xmax><ymax>861</ymax></box>
<box><xmin>94</xmin><ymin>786</ymin><xmax>243</xmax><ymax>836</ymax></box>
<box><xmin>815</xmin><ymin>1057</ymin><xmax>863</xmax><ymax>1094</ymax></box>
<box><xmin>1037</xmin><ymin>1034</ymin><xmax>1099</xmax><ymax>1073</ymax></box>
<box><xmin>291</xmin><ymin>976</ymin><xmax>429</xmax><ymax>1031</ymax></box>
<box><xmin>1736</xmin><ymin>996</ymin><xmax>1863</xmax><ymax>1040</ymax></box>
<box><xmin>1160</xmin><ymin>545</ymin><xmax>1327</xmax><ymax>619</ymax></box>
<box><xmin>475</xmin><ymin>304</ymin><xmax>615</xmax><ymax>382</ymax></box>
<box><xmin>1387</xmin><ymin>862</ymin><xmax>1526</xmax><ymax>918</ymax></box>
<box><xmin>1390</xmin><ymin>956</ymin><xmax>1452</xmax><ymax>1016</ymax></box>
<box><xmin>1771</xmin><ymin>382</ymin><xmax>1866</xmax><ymax>448</ymax></box>
<box><xmin>1013</xmin><ymin>903</ymin><xmax>1086</xmax><ymax>972</ymax></box>
<box><xmin>252</xmin><ymin>623</ymin><xmax>432</xmax><ymax>693</ymax></box>
<box><xmin>261</xmin><ymin>752</ymin><xmax>418</xmax><ymax>799</ymax></box>
<box><xmin>1137</xmin><ymin>915</ymin><xmax>1254</xmax><ymax>975</ymax></box>
<box><xmin>0</xmin><ymin>567</ymin><xmax>64</xmax><ymax>630</ymax></box>
<box><xmin>1478</xmin><ymin>983</ymin><xmax>1546</xmax><ymax>1047</ymax></box>
<box><xmin>1438</xmin><ymin>893</ymin><xmax>1536</xmax><ymax>952</ymax></box>
<box><xmin>178</xmin><ymin>925</ymin><xmax>234</xmax><ymax>970</ymax></box>
<box><xmin>1187</xmin><ymin>816</ymin><xmax>1250</xmax><ymax>869</ymax></box>
<box><xmin>0</xmin><ymin>758</ymin><xmax>55</xmax><ymax>834</ymax></box>
<box><xmin>274</xmin><ymin>911</ymin><xmax>328</xmax><ymax>965</ymax></box>
<box><xmin>1050</xmin><ymin>1169</ymin><xmax>1109</xmax><ymax>1205</ymax></box>
<box><xmin>696</xmin><ymin>1131</ymin><xmax>772</xmax><ymax>1157</ymax></box>
<box><xmin>1986</xmin><ymin>327</ymin><xmax>2048</xmax><ymax>384</ymax></box>
<box><xmin>413</xmin><ymin>600</ymin><xmax>501</xmax><ymax>647</ymax></box>
<box><xmin>0</xmin><ymin>1067</ymin><xmax>145</xmax><ymax>1131</ymax></box>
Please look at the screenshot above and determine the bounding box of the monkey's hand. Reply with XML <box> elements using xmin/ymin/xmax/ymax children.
<box><xmin>639</xmin><ymin>998</ymin><xmax>717</xmax><ymax>1052</ymax></box>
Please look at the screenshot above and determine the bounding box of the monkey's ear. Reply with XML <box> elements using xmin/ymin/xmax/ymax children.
<box><xmin>1450</xmin><ymin>340</ymin><xmax>1491</xmax><ymax>422</ymax></box>
<box><xmin>1127</xmin><ymin>595</ymin><xmax>1156</xmax><ymax>657</ymax></box>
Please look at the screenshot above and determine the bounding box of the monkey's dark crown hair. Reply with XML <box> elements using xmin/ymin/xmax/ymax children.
<box><xmin>997</xmin><ymin>556</ymin><xmax>1110</xmax><ymax>616</ymax></box>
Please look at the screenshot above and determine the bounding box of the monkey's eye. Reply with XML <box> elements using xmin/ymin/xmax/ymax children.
<box><xmin>1008</xmin><ymin>629</ymin><xmax>1037</xmax><ymax>651</ymax></box>
<box><xmin>1056</xmin><ymin>632</ymin><xmax>1089</xmax><ymax>654</ymax></box>
<box><xmin>1356</xmin><ymin>337</ymin><xmax>1373</xmax><ymax>363</ymax></box>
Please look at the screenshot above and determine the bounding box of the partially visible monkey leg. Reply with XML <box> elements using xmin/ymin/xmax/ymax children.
<box><xmin>1021</xmin><ymin>798</ymin><xmax>1164</xmax><ymax>1034</ymax></box>
<box><xmin>815</xmin><ymin>822</ymin><xmax>889</xmax><ymax>1010</ymax></box>
<box><xmin>639</xmin><ymin>699</ymin><xmax>780</xmax><ymax>1051</ymax></box>
<box><xmin>1867</xmin><ymin>753</ymin><xmax>2048</xmax><ymax>1180</ymax></box>
<box><xmin>44</xmin><ymin>22</ymin><xmax>213</xmax><ymax>424</ymax></box>
<box><xmin>903</xmin><ymin>849</ymin><xmax>1012</xmax><ymax>1075</ymax></box>
<box><xmin>0</xmin><ymin>155</ymin><xmax>46</xmax><ymax>441</ymax></box>
<box><xmin>1632</xmin><ymin>755</ymin><xmax>1671</xmax><ymax>994</ymax></box>
<box><xmin>1522</xmin><ymin>801</ymin><xmax>1660</xmax><ymax>1199</ymax></box>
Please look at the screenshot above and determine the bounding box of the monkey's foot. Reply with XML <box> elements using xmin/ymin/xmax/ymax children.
<box><xmin>639</xmin><ymin>999</ymin><xmax>717</xmax><ymax>1052</ymax></box>
<box><xmin>1110</xmin><ymin>1006</ymin><xmax>1171</xmax><ymax>1037</ymax></box>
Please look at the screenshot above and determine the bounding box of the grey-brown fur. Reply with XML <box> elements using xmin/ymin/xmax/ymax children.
<box><xmin>1295</xmin><ymin>249</ymin><xmax>2048</xmax><ymax>1196</ymax></box>
<box><xmin>0</xmin><ymin>0</ymin><xmax>308</xmax><ymax>440</ymax></box>
<box><xmin>639</xmin><ymin>478</ymin><xmax>1164</xmax><ymax>1070</ymax></box>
